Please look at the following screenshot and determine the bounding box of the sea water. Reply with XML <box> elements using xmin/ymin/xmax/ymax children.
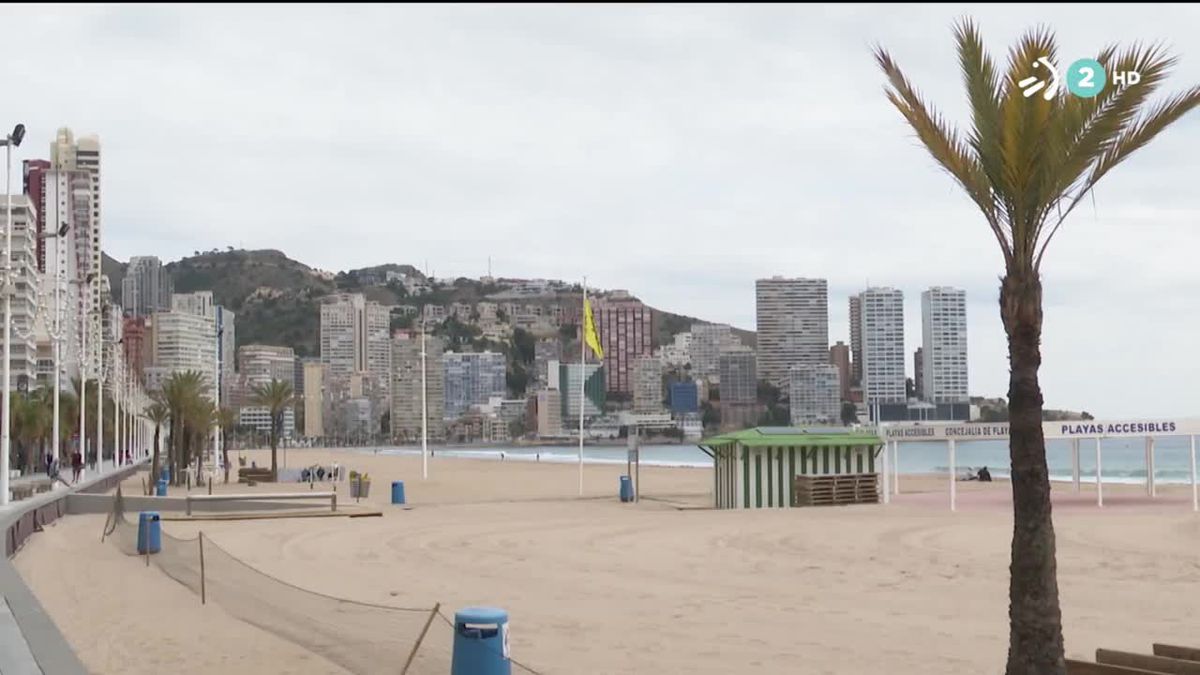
<box><xmin>343</xmin><ymin>437</ymin><xmax>1198</xmax><ymax>485</ymax></box>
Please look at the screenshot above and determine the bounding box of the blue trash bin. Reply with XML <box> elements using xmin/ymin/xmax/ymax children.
<box><xmin>137</xmin><ymin>512</ymin><xmax>161</xmax><ymax>554</ymax></box>
<box><xmin>391</xmin><ymin>481</ymin><xmax>406</xmax><ymax>505</ymax></box>
<box><xmin>619</xmin><ymin>475</ymin><xmax>633</xmax><ymax>502</ymax></box>
<box><xmin>156</xmin><ymin>479</ymin><xmax>168</xmax><ymax>497</ymax></box>
<box><xmin>160</xmin><ymin>467</ymin><xmax>170</xmax><ymax>482</ymax></box>
<box><xmin>452</xmin><ymin>606</ymin><xmax>510</xmax><ymax>675</ymax></box>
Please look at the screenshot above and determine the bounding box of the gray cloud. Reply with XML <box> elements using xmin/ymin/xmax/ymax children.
<box><xmin>3</xmin><ymin>4</ymin><xmax>1199</xmax><ymax>416</ymax></box>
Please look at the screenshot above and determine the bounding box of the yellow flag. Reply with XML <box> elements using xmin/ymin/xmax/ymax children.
<box><xmin>583</xmin><ymin>297</ymin><xmax>604</xmax><ymax>360</ymax></box>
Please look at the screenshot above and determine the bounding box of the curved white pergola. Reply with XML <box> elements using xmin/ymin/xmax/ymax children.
<box><xmin>875</xmin><ymin>418</ymin><xmax>1200</xmax><ymax>512</ymax></box>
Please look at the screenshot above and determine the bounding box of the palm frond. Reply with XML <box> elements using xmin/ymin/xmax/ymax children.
<box><xmin>879</xmin><ymin>20</ymin><xmax>1199</xmax><ymax>276</ymax></box>
<box><xmin>875</xmin><ymin>45</ymin><xmax>1010</xmax><ymax>262</ymax></box>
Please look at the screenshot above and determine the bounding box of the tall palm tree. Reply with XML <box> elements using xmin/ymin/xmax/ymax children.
<box><xmin>187</xmin><ymin>396</ymin><xmax>217</xmax><ymax>486</ymax></box>
<box><xmin>251</xmin><ymin>379</ymin><xmax>294</xmax><ymax>480</ymax></box>
<box><xmin>161</xmin><ymin>370</ymin><xmax>205</xmax><ymax>486</ymax></box>
<box><xmin>218</xmin><ymin>406</ymin><xmax>238</xmax><ymax>483</ymax></box>
<box><xmin>876</xmin><ymin>21</ymin><xmax>1200</xmax><ymax>674</ymax></box>
<box><xmin>144</xmin><ymin>401</ymin><xmax>170</xmax><ymax>494</ymax></box>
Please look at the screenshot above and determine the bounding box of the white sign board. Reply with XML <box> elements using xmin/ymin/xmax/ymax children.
<box><xmin>882</xmin><ymin>418</ymin><xmax>1200</xmax><ymax>442</ymax></box>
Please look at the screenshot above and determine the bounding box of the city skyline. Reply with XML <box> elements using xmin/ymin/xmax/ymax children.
<box><xmin>5</xmin><ymin>5</ymin><xmax>1200</xmax><ymax>417</ymax></box>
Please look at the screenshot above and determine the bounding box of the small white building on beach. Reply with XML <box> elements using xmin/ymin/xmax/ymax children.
<box><xmin>699</xmin><ymin>427</ymin><xmax>884</xmax><ymax>509</ymax></box>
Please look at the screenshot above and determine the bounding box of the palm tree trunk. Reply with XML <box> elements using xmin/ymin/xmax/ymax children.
<box><xmin>270</xmin><ymin>414</ymin><xmax>279</xmax><ymax>481</ymax></box>
<box><xmin>150</xmin><ymin>426</ymin><xmax>161</xmax><ymax>496</ymax></box>
<box><xmin>1000</xmin><ymin>271</ymin><xmax>1066</xmax><ymax>674</ymax></box>
<box><xmin>222</xmin><ymin>430</ymin><xmax>230</xmax><ymax>483</ymax></box>
<box><xmin>170</xmin><ymin>418</ymin><xmax>181</xmax><ymax>486</ymax></box>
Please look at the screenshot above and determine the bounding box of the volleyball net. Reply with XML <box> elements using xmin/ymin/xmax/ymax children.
<box><xmin>101</xmin><ymin>489</ymin><xmax>546</xmax><ymax>674</ymax></box>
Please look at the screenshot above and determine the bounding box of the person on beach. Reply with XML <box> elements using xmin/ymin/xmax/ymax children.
<box><xmin>977</xmin><ymin>466</ymin><xmax>992</xmax><ymax>482</ymax></box>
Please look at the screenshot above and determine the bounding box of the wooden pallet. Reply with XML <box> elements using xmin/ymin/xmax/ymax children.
<box><xmin>1067</xmin><ymin>643</ymin><xmax>1200</xmax><ymax>674</ymax></box>
<box><xmin>793</xmin><ymin>473</ymin><xmax>879</xmax><ymax>507</ymax></box>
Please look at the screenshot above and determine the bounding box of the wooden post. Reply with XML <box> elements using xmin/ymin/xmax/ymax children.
<box><xmin>892</xmin><ymin>441</ymin><xmax>900</xmax><ymax>495</ymax></box>
<box><xmin>881</xmin><ymin>443</ymin><xmax>890</xmax><ymax>505</ymax></box>
<box><xmin>199</xmin><ymin>532</ymin><xmax>207</xmax><ymax>605</ymax></box>
<box><xmin>1071</xmin><ymin>439</ymin><xmax>1080</xmax><ymax>493</ymax></box>
<box><xmin>400</xmin><ymin>602</ymin><xmax>441</xmax><ymax>675</ymax></box>
<box><xmin>1190</xmin><ymin>435</ymin><xmax>1198</xmax><ymax>513</ymax></box>
<box><xmin>949</xmin><ymin>439</ymin><xmax>957</xmax><ymax>513</ymax></box>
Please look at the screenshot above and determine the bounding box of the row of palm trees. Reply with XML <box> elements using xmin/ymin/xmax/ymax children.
<box><xmin>6</xmin><ymin>368</ymin><xmax>295</xmax><ymax>488</ymax></box>
<box><xmin>7</xmin><ymin>377</ymin><xmax>112</xmax><ymax>475</ymax></box>
<box><xmin>142</xmin><ymin>370</ymin><xmax>294</xmax><ymax>488</ymax></box>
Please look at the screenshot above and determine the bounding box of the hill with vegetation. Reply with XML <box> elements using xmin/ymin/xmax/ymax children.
<box><xmin>101</xmin><ymin>248</ymin><xmax>756</xmax><ymax>364</ymax></box>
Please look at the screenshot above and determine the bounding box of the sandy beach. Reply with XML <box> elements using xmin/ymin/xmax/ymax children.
<box><xmin>13</xmin><ymin>448</ymin><xmax>1200</xmax><ymax>674</ymax></box>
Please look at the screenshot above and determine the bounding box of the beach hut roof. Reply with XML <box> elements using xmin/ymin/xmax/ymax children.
<box><xmin>700</xmin><ymin>426</ymin><xmax>883</xmax><ymax>448</ymax></box>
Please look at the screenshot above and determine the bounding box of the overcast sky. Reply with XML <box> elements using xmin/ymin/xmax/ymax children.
<box><xmin>4</xmin><ymin>4</ymin><xmax>1200</xmax><ymax>417</ymax></box>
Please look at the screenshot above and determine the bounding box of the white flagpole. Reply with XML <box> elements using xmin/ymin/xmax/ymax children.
<box><xmin>421</xmin><ymin>321</ymin><xmax>428</xmax><ymax>480</ymax></box>
<box><xmin>578</xmin><ymin>280</ymin><xmax>587</xmax><ymax>497</ymax></box>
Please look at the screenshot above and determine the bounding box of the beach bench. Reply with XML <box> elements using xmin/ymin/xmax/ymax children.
<box><xmin>237</xmin><ymin>467</ymin><xmax>275</xmax><ymax>484</ymax></box>
<box><xmin>1067</xmin><ymin>643</ymin><xmax>1200</xmax><ymax>674</ymax></box>
<box><xmin>1156</xmin><ymin>646</ymin><xmax>1200</xmax><ymax>663</ymax></box>
<box><xmin>185</xmin><ymin>491</ymin><xmax>337</xmax><ymax>516</ymax></box>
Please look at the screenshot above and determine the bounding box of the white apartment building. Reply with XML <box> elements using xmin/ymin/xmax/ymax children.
<box><xmin>1</xmin><ymin>196</ymin><xmax>41</xmax><ymax>390</ymax></box>
<box><xmin>858</xmin><ymin>287</ymin><xmax>906</xmax><ymax>406</ymax></box>
<box><xmin>238</xmin><ymin>344</ymin><xmax>296</xmax><ymax>390</ymax></box>
<box><xmin>172</xmin><ymin>290</ymin><xmax>213</xmax><ymax>317</ymax></box>
<box><xmin>921</xmin><ymin>287</ymin><xmax>969</xmax><ymax>403</ymax></box>
<box><xmin>148</xmin><ymin>311</ymin><xmax>217</xmax><ymax>394</ymax></box>
<box><xmin>688</xmin><ymin>323</ymin><xmax>737</xmax><ymax>379</ymax></box>
<box><xmin>789</xmin><ymin>364</ymin><xmax>841</xmax><ymax>425</ymax></box>
<box><xmin>656</xmin><ymin>331</ymin><xmax>691</xmax><ymax>369</ymax></box>
<box><xmin>239</xmin><ymin>406</ymin><xmax>296</xmax><ymax>439</ymax></box>
<box><xmin>755</xmin><ymin>277</ymin><xmax>829</xmax><ymax>388</ymax></box>
<box><xmin>391</xmin><ymin>332</ymin><xmax>445</xmax><ymax>442</ymax></box>
<box><xmin>320</xmin><ymin>293</ymin><xmax>392</xmax><ymax>400</ymax></box>
<box><xmin>632</xmin><ymin>355</ymin><xmax>663</xmax><ymax>413</ymax></box>
<box><xmin>173</xmin><ymin>291</ymin><xmax>235</xmax><ymax>401</ymax></box>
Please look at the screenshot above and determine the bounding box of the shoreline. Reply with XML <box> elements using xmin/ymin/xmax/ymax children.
<box><xmin>256</xmin><ymin>445</ymin><xmax>1200</xmax><ymax>485</ymax></box>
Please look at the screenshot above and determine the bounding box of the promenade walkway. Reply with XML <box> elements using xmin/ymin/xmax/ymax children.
<box><xmin>2</xmin><ymin>458</ymin><xmax>144</xmax><ymax>674</ymax></box>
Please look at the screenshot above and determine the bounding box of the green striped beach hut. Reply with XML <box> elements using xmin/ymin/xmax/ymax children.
<box><xmin>698</xmin><ymin>427</ymin><xmax>885</xmax><ymax>509</ymax></box>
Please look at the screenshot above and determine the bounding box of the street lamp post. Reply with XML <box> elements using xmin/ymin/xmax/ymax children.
<box><xmin>113</xmin><ymin>344</ymin><xmax>122</xmax><ymax>467</ymax></box>
<box><xmin>75</xmin><ymin>272</ymin><xmax>95</xmax><ymax>481</ymax></box>
<box><xmin>45</xmin><ymin>224</ymin><xmax>69</xmax><ymax>470</ymax></box>
<box><xmin>213</xmin><ymin>324</ymin><xmax>223</xmax><ymax>483</ymax></box>
<box><xmin>1</xmin><ymin>123</ymin><xmax>26</xmax><ymax>505</ymax></box>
